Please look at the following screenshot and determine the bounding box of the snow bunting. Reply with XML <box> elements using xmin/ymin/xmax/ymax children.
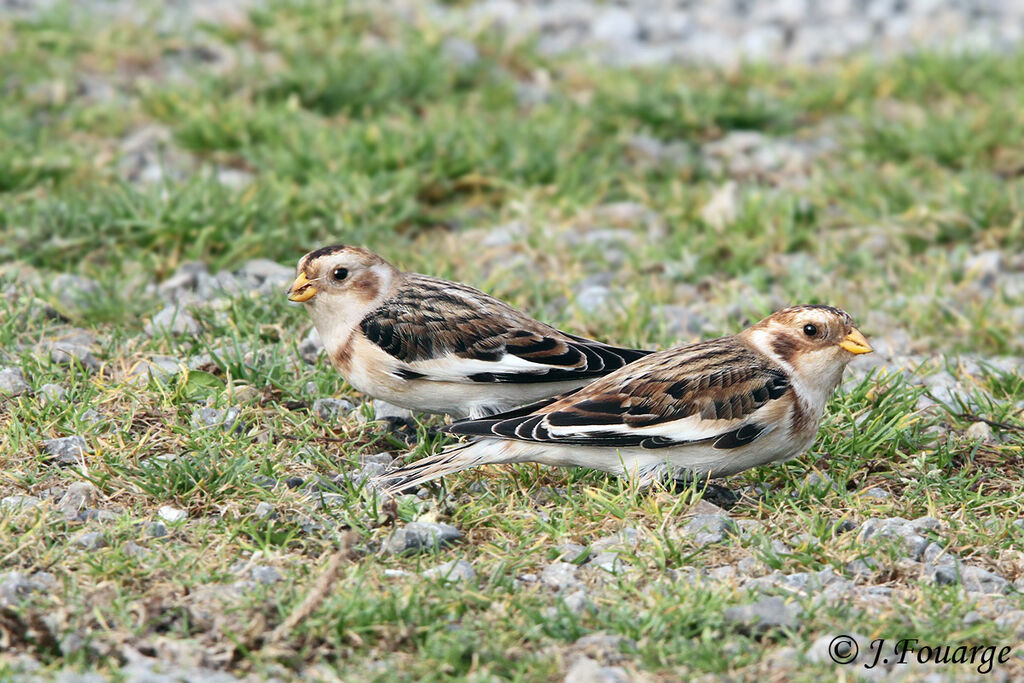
<box><xmin>375</xmin><ymin>305</ymin><xmax>872</xmax><ymax>492</ymax></box>
<box><xmin>287</xmin><ymin>245</ymin><xmax>650</xmax><ymax>418</ymax></box>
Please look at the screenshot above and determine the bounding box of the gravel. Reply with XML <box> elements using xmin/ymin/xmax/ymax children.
<box><xmin>38</xmin><ymin>382</ymin><xmax>68</xmax><ymax>404</ymax></box>
<box><xmin>43</xmin><ymin>435</ymin><xmax>90</xmax><ymax>465</ymax></box>
<box><xmin>856</xmin><ymin>517</ymin><xmax>930</xmax><ymax>561</ymax></box>
<box><xmin>724</xmin><ymin>596</ymin><xmax>799</xmax><ymax>634</ymax></box>
<box><xmin>313</xmin><ymin>397</ymin><xmax>355</xmax><ymax>421</ymax></box>
<box><xmin>73</xmin><ymin>532</ymin><xmax>108</xmax><ymax>550</ymax></box>
<box><xmin>541</xmin><ymin>562</ymin><xmax>581</xmax><ymax>591</ymax></box>
<box><xmin>383</xmin><ymin>521</ymin><xmax>462</xmax><ymax>555</ymax></box>
<box><xmin>158</xmin><ymin>506</ymin><xmax>188</xmax><ymax>523</ymax></box>
<box><xmin>1</xmin><ymin>494</ymin><xmax>42</xmax><ymax>511</ymax></box>
<box><xmin>423</xmin><ymin>559</ymin><xmax>476</xmax><ymax>583</ymax></box>
<box><xmin>683</xmin><ymin>513</ymin><xmax>736</xmax><ymax>545</ymax></box>
<box><xmin>145</xmin><ymin>305</ymin><xmax>201</xmax><ymax>337</ymax></box>
<box><xmin>0</xmin><ymin>366</ymin><xmax>29</xmax><ymax>397</ymax></box>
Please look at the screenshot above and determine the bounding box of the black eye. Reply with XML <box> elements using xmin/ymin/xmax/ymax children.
<box><xmin>803</xmin><ymin>324</ymin><xmax>818</xmax><ymax>337</ymax></box>
<box><xmin>333</xmin><ymin>267</ymin><xmax>349</xmax><ymax>281</ymax></box>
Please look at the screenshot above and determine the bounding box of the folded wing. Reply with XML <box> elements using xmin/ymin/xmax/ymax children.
<box><xmin>446</xmin><ymin>338</ymin><xmax>791</xmax><ymax>450</ymax></box>
<box><xmin>360</xmin><ymin>274</ymin><xmax>650</xmax><ymax>384</ymax></box>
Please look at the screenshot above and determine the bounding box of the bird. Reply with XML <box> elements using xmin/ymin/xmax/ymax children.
<box><xmin>287</xmin><ymin>245</ymin><xmax>651</xmax><ymax>419</ymax></box>
<box><xmin>374</xmin><ymin>305</ymin><xmax>873</xmax><ymax>493</ymax></box>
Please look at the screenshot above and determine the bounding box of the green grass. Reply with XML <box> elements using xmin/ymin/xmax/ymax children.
<box><xmin>1</xmin><ymin>0</ymin><xmax>1024</xmax><ymax>680</ymax></box>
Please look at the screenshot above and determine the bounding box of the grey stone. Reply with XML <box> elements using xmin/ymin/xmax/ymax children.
<box><xmin>146</xmin><ymin>522</ymin><xmax>168</xmax><ymax>538</ymax></box>
<box><xmin>73</xmin><ymin>531</ymin><xmax>108</xmax><ymax>550</ymax></box>
<box><xmin>683</xmin><ymin>514</ymin><xmax>736</xmax><ymax>545</ymax></box>
<box><xmin>961</xmin><ymin>566</ymin><xmax>1011</xmax><ymax>594</ymax></box>
<box><xmin>383</xmin><ymin>522</ymin><xmax>461</xmax><ymax>555</ymax></box>
<box><xmin>299</xmin><ymin>327</ymin><xmax>324</xmax><ymax>364</ymax></box>
<box><xmin>254</xmin><ymin>502</ymin><xmax>275</xmax><ymax>519</ymax></box>
<box><xmin>360</xmin><ymin>452</ymin><xmax>395</xmax><ymax>467</ymax></box>
<box><xmin>43</xmin><ymin>435</ymin><xmax>89</xmax><ymax>465</ymax></box>
<box><xmin>0</xmin><ymin>366</ymin><xmax>29</xmax><ymax>397</ymax></box>
<box><xmin>861</xmin><ymin>487</ymin><xmax>891</xmax><ymax>500</ymax></box>
<box><xmin>725</xmin><ymin>596</ymin><xmax>799</xmax><ymax>633</ymax></box>
<box><xmin>58</xmin><ymin>482</ymin><xmax>98</xmax><ymax>517</ymax></box>
<box><xmin>374</xmin><ymin>400</ymin><xmax>413</xmax><ymax>421</ymax></box>
<box><xmin>557</xmin><ymin>542</ymin><xmax>588</xmax><ymax>563</ymax></box>
<box><xmin>423</xmin><ymin>559</ymin><xmax>476</xmax><ymax>583</ymax></box>
<box><xmin>158</xmin><ymin>506</ymin><xmax>187</xmax><ymax>523</ymax></box>
<box><xmin>3</xmin><ymin>493</ymin><xmax>43</xmax><ymax>516</ymax></box>
<box><xmin>442</xmin><ymin>37</ymin><xmax>479</xmax><ymax>66</ymax></box>
<box><xmin>560</xmin><ymin>589</ymin><xmax>594</xmax><ymax>615</ymax></box>
<box><xmin>129</xmin><ymin>356</ymin><xmax>184</xmax><ymax>384</ymax></box>
<box><xmin>145</xmin><ymin>305</ymin><xmax>200</xmax><ymax>337</ymax></box>
<box><xmin>190</xmin><ymin>406</ymin><xmax>241</xmax><ymax>432</ymax></box>
<box><xmin>540</xmin><ymin>561</ymin><xmax>580</xmax><ymax>590</ymax></box>
<box><xmin>591</xmin><ymin>527</ymin><xmax>640</xmax><ymax>553</ymax></box>
<box><xmin>650</xmin><ymin>304</ymin><xmax>708</xmax><ymax>339</ymax></box>
<box><xmin>313</xmin><ymin>398</ymin><xmax>354</xmax><ymax>421</ymax></box>
<box><xmin>50</xmin><ymin>342</ymin><xmax>99</xmax><ymax>371</ymax></box>
<box><xmin>238</xmin><ymin>258</ymin><xmax>293</xmax><ymax>285</ymax></box>
<box><xmin>38</xmin><ymin>382</ymin><xmax>67</xmax><ymax>405</ymax></box>
<box><xmin>564</xmin><ymin>657</ymin><xmax>631</xmax><ymax>683</ymax></box>
<box><xmin>251</xmin><ymin>565</ymin><xmax>283</xmax><ymax>585</ymax></box>
<box><xmin>857</xmin><ymin>517</ymin><xmax>928</xmax><ymax>560</ymax></box>
<box><xmin>52</xmin><ymin>273</ymin><xmax>101</xmax><ymax>312</ymax></box>
<box><xmin>0</xmin><ymin>572</ymin><xmax>36</xmax><ymax>606</ymax></box>
<box><xmin>575</xmin><ymin>285</ymin><xmax>611</xmax><ymax>314</ymax></box>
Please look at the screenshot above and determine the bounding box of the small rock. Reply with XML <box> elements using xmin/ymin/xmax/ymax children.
<box><xmin>591</xmin><ymin>527</ymin><xmax>640</xmax><ymax>553</ymax></box>
<box><xmin>313</xmin><ymin>398</ymin><xmax>354</xmax><ymax>421</ymax></box>
<box><xmin>423</xmin><ymin>559</ymin><xmax>476</xmax><ymax>583</ymax></box>
<box><xmin>383</xmin><ymin>522</ymin><xmax>461</xmax><ymax>555</ymax></box>
<box><xmin>43</xmin><ymin>436</ymin><xmax>89</xmax><ymax>465</ymax></box>
<box><xmin>146</xmin><ymin>522</ymin><xmax>168</xmax><ymax>538</ymax></box>
<box><xmin>575</xmin><ymin>285</ymin><xmax>611</xmax><ymax>314</ymax></box>
<box><xmin>0</xmin><ymin>366</ymin><xmax>29</xmax><ymax>397</ymax></box>
<box><xmin>541</xmin><ymin>562</ymin><xmax>580</xmax><ymax>591</ymax></box>
<box><xmin>683</xmin><ymin>514</ymin><xmax>736</xmax><ymax>545</ymax></box>
<box><xmin>50</xmin><ymin>341</ymin><xmax>99</xmax><ymax>371</ymax></box>
<box><xmin>861</xmin><ymin>487</ymin><xmax>891</xmax><ymax>500</ymax></box>
<box><xmin>557</xmin><ymin>542</ymin><xmax>588</xmax><ymax>563</ymax></box>
<box><xmin>58</xmin><ymin>482</ymin><xmax>98</xmax><ymax>517</ymax></box>
<box><xmin>857</xmin><ymin>517</ymin><xmax>928</xmax><ymax>560</ymax></box>
<box><xmin>965</xmin><ymin>421</ymin><xmax>993</xmax><ymax>442</ymax></box>
<box><xmin>724</xmin><ymin>596</ymin><xmax>798</xmax><ymax>634</ymax></box>
<box><xmin>1</xmin><ymin>495</ymin><xmax>42</xmax><ymax>511</ymax></box>
<box><xmin>251</xmin><ymin>566</ymin><xmax>282</xmax><ymax>585</ymax></box>
<box><xmin>299</xmin><ymin>327</ymin><xmax>324</xmax><ymax>364</ymax></box>
<box><xmin>145</xmin><ymin>305</ymin><xmax>200</xmax><ymax>337</ymax></box>
<box><xmin>564</xmin><ymin>657</ymin><xmax>630</xmax><ymax>683</ymax></box>
<box><xmin>560</xmin><ymin>589</ymin><xmax>594</xmax><ymax>615</ymax></box>
<box><xmin>38</xmin><ymin>383</ymin><xmax>67</xmax><ymax>405</ymax></box>
<box><xmin>373</xmin><ymin>400</ymin><xmax>413</xmax><ymax>422</ymax></box>
<box><xmin>651</xmin><ymin>304</ymin><xmax>708</xmax><ymax>340</ymax></box>
<box><xmin>961</xmin><ymin>566</ymin><xmax>1011</xmax><ymax>594</ymax></box>
<box><xmin>190</xmin><ymin>407</ymin><xmax>242</xmax><ymax>433</ymax></box>
<box><xmin>442</xmin><ymin>37</ymin><xmax>479</xmax><ymax>66</ymax></box>
<box><xmin>0</xmin><ymin>572</ymin><xmax>36</xmax><ymax>606</ymax></box>
<box><xmin>254</xmin><ymin>502</ymin><xmax>275</xmax><ymax>519</ymax></box>
<box><xmin>238</xmin><ymin>259</ymin><xmax>294</xmax><ymax>285</ymax></box>
<box><xmin>158</xmin><ymin>506</ymin><xmax>187</xmax><ymax>523</ymax></box>
<box><xmin>73</xmin><ymin>531</ymin><xmax>108</xmax><ymax>550</ymax></box>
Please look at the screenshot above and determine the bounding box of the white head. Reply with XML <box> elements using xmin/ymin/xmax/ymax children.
<box><xmin>743</xmin><ymin>304</ymin><xmax>872</xmax><ymax>403</ymax></box>
<box><xmin>287</xmin><ymin>244</ymin><xmax>398</xmax><ymax>334</ymax></box>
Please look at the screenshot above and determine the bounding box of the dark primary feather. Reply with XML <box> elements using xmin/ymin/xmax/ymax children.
<box><xmin>446</xmin><ymin>337</ymin><xmax>790</xmax><ymax>450</ymax></box>
<box><xmin>360</xmin><ymin>274</ymin><xmax>650</xmax><ymax>382</ymax></box>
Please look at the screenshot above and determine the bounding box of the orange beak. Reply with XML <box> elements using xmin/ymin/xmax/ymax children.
<box><xmin>839</xmin><ymin>327</ymin><xmax>872</xmax><ymax>355</ymax></box>
<box><xmin>287</xmin><ymin>272</ymin><xmax>317</xmax><ymax>302</ymax></box>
